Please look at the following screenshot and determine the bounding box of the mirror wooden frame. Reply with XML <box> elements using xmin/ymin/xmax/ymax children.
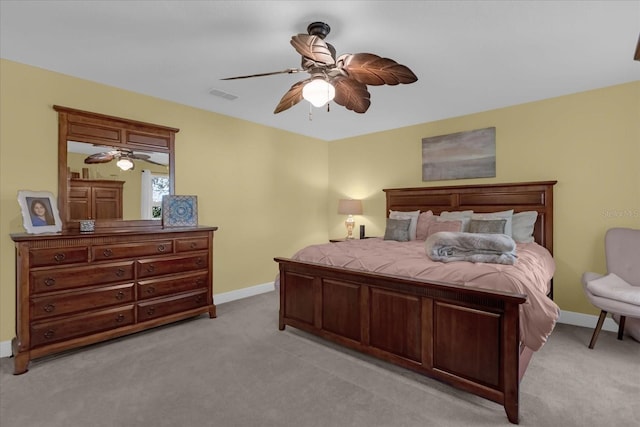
<box><xmin>55</xmin><ymin>105</ymin><xmax>178</xmax><ymax>231</ymax></box>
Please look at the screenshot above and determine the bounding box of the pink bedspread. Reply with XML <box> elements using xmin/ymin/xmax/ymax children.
<box><xmin>290</xmin><ymin>238</ymin><xmax>559</xmax><ymax>351</ymax></box>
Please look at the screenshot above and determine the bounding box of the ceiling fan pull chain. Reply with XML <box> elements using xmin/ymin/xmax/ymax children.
<box><xmin>308</xmin><ymin>103</ymin><xmax>313</xmax><ymax>121</ymax></box>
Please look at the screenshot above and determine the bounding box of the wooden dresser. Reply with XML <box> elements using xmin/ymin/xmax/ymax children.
<box><xmin>10</xmin><ymin>226</ymin><xmax>217</xmax><ymax>374</ymax></box>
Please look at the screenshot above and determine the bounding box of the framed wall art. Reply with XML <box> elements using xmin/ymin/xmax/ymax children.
<box><xmin>162</xmin><ymin>195</ymin><xmax>198</xmax><ymax>227</ymax></box>
<box><xmin>422</xmin><ymin>127</ymin><xmax>496</xmax><ymax>181</ymax></box>
<box><xmin>17</xmin><ymin>190</ymin><xmax>62</xmax><ymax>234</ymax></box>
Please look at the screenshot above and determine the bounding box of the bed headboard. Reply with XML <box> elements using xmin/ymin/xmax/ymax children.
<box><xmin>383</xmin><ymin>181</ymin><xmax>557</xmax><ymax>254</ymax></box>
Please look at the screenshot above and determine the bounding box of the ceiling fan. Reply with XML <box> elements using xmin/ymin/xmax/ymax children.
<box><xmin>84</xmin><ymin>148</ymin><xmax>165</xmax><ymax>171</ymax></box>
<box><xmin>222</xmin><ymin>22</ymin><xmax>418</xmax><ymax>114</ymax></box>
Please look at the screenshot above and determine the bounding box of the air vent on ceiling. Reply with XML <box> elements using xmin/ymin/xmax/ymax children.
<box><xmin>209</xmin><ymin>88</ymin><xmax>238</xmax><ymax>101</ymax></box>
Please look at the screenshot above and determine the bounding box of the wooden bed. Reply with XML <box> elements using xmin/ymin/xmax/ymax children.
<box><xmin>275</xmin><ymin>180</ymin><xmax>557</xmax><ymax>424</ymax></box>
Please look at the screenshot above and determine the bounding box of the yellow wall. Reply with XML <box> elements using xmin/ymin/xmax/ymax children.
<box><xmin>0</xmin><ymin>59</ymin><xmax>329</xmax><ymax>341</ymax></box>
<box><xmin>329</xmin><ymin>81</ymin><xmax>640</xmax><ymax>314</ymax></box>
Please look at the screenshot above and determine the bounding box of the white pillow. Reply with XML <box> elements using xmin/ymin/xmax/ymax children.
<box><xmin>389</xmin><ymin>210</ymin><xmax>420</xmax><ymax>240</ymax></box>
<box><xmin>472</xmin><ymin>210</ymin><xmax>514</xmax><ymax>236</ymax></box>
<box><xmin>512</xmin><ymin>211</ymin><xmax>538</xmax><ymax>243</ymax></box>
<box><xmin>437</xmin><ymin>210</ymin><xmax>473</xmax><ymax>231</ymax></box>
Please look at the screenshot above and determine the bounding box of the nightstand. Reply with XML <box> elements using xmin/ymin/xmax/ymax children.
<box><xmin>330</xmin><ymin>237</ymin><xmax>376</xmax><ymax>242</ymax></box>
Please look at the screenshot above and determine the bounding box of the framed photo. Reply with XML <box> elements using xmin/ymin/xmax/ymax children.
<box><xmin>162</xmin><ymin>195</ymin><xmax>198</xmax><ymax>227</ymax></box>
<box><xmin>17</xmin><ymin>191</ymin><xmax>62</xmax><ymax>234</ymax></box>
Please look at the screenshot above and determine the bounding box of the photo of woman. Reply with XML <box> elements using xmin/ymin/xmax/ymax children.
<box><xmin>28</xmin><ymin>198</ymin><xmax>55</xmax><ymax>226</ymax></box>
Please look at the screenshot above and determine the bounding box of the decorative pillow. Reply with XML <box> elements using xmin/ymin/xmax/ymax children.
<box><xmin>427</xmin><ymin>220</ymin><xmax>463</xmax><ymax>236</ymax></box>
<box><xmin>468</xmin><ymin>218</ymin><xmax>507</xmax><ymax>234</ymax></box>
<box><xmin>415</xmin><ymin>210</ymin><xmax>435</xmax><ymax>240</ymax></box>
<box><xmin>437</xmin><ymin>210</ymin><xmax>473</xmax><ymax>231</ymax></box>
<box><xmin>383</xmin><ymin>218</ymin><xmax>411</xmax><ymax>242</ymax></box>
<box><xmin>472</xmin><ymin>210</ymin><xmax>514</xmax><ymax>236</ymax></box>
<box><xmin>389</xmin><ymin>210</ymin><xmax>420</xmax><ymax>240</ymax></box>
<box><xmin>512</xmin><ymin>211</ymin><xmax>538</xmax><ymax>243</ymax></box>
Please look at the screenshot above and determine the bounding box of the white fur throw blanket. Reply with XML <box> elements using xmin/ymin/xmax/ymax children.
<box><xmin>425</xmin><ymin>231</ymin><xmax>517</xmax><ymax>265</ymax></box>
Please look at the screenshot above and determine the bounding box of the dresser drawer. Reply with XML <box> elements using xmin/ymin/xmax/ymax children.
<box><xmin>136</xmin><ymin>252</ymin><xmax>208</xmax><ymax>279</ymax></box>
<box><xmin>29</xmin><ymin>247</ymin><xmax>89</xmax><ymax>267</ymax></box>
<box><xmin>138</xmin><ymin>271</ymin><xmax>208</xmax><ymax>300</ymax></box>
<box><xmin>175</xmin><ymin>237</ymin><xmax>209</xmax><ymax>253</ymax></box>
<box><xmin>31</xmin><ymin>283</ymin><xmax>135</xmax><ymax>320</ymax></box>
<box><xmin>137</xmin><ymin>289</ymin><xmax>208</xmax><ymax>321</ymax></box>
<box><xmin>92</xmin><ymin>241</ymin><xmax>173</xmax><ymax>261</ymax></box>
<box><xmin>30</xmin><ymin>305</ymin><xmax>135</xmax><ymax>347</ymax></box>
<box><xmin>30</xmin><ymin>262</ymin><xmax>134</xmax><ymax>294</ymax></box>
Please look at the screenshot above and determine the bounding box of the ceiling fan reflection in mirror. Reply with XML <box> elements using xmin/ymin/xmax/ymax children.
<box><xmin>222</xmin><ymin>21</ymin><xmax>418</xmax><ymax>114</ymax></box>
<box><xmin>84</xmin><ymin>148</ymin><xmax>166</xmax><ymax>171</ymax></box>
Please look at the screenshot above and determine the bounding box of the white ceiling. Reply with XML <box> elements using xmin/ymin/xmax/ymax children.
<box><xmin>1</xmin><ymin>1</ymin><xmax>638</xmax><ymax>141</ymax></box>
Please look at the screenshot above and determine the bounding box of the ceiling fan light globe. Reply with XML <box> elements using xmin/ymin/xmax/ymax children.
<box><xmin>302</xmin><ymin>79</ymin><xmax>335</xmax><ymax>108</ymax></box>
<box><xmin>116</xmin><ymin>158</ymin><xmax>134</xmax><ymax>171</ymax></box>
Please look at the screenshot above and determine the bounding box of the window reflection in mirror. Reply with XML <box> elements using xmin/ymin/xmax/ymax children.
<box><xmin>67</xmin><ymin>142</ymin><xmax>170</xmax><ymax>221</ymax></box>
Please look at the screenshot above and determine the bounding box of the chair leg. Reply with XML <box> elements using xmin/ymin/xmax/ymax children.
<box><xmin>617</xmin><ymin>315</ymin><xmax>626</xmax><ymax>340</ymax></box>
<box><xmin>589</xmin><ymin>310</ymin><xmax>608</xmax><ymax>349</ymax></box>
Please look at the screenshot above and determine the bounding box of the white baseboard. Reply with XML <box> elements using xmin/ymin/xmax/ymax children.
<box><xmin>214</xmin><ymin>281</ymin><xmax>275</xmax><ymax>305</ymax></box>
<box><xmin>0</xmin><ymin>297</ymin><xmax>615</xmax><ymax>360</ymax></box>
<box><xmin>0</xmin><ymin>340</ymin><xmax>11</xmax><ymax>359</ymax></box>
<box><xmin>558</xmin><ymin>310</ymin><xmax>618</xmax><ymax>332</ymax></box>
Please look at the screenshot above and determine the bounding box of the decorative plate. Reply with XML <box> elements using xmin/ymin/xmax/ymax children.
<box><xmin>162</xmin><ymin>195</ymin><xmax>198</xmax><ymax>227</ymax></box>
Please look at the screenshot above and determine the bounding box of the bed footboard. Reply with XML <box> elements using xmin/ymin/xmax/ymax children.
<box><xmin>275</xmin><ymin>257</ymin><xmax>527</xmax><ymax>424</ymax></box>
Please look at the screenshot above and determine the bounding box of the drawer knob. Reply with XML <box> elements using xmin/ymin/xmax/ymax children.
<box><xmin>115</xmin><ymin>291</ymin><xmax>125</xmax><ymax>300</ymax></box>
<box><xmin>196</xmin><ymin>278</ymin><xmax>204</xmax><ymax>286</ymax></box>
<box><xmin>43</xmin><ymin>330</ymin><xmax>55</xmax><ymax>340</ymax></box>
<box><xmin>43</xmin><ymin>304</ymin><xmax>56</xmax><ymax>313</ymax></box>
<box><xmin>146</xmin><ymin>286</ymin><xmax>156</xmax><ymax>295</ymax></box>
<box><xmin>53</xmin><ymin>253</ymin><xmax>66</xmax><ymax>263</ymax></box>
<box><xmin>115</xmin><ymin>268</ymin><xmax>125</xmax><ymax>277</ymax></box>
<box><xmin>44</xmin><ymin>277</ymin><xmax>56</xmax><ymax>287</ymax></box>
<box><xmin>103</xmin><ymin>248</ymin><xmax>113</xmax><ymax>257</ymax></box>
<box><xmin>195</xmin><ymin>295</ymin><xmax>204</xmax><ymax>303</ymax></box>
<box><xmin>195</xmin><ymin>258</ymin><xmax>204</xmax><ymax>266</ymax></box>
<box><xmin>115</xmin><ymin>314</ymin><xmax>125</xmax><ymax>323</ymax></box>
<box><xmin>190</xmin><ymin>242</ymin><xmax>197</xmax><ymax>249</ymax></box>
<box><xmin>146</xmin><ymin>264</ymin><xmax>155</xmax><ymax>273</ymax></box>
<box><xmin>146</xmin><ymin>307</ymin><xmax>156</xmax><ymax>316</ymax></box>
<box><xmin>157</xmin><ymin>244</ymin><xmax>166</xmax><ymax>253</ymax></box>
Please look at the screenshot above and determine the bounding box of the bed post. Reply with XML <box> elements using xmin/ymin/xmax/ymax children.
<box><xmin>503</xmin><ymin>301</ymin><xmax>521</xmax><ymax>424</ymax></box>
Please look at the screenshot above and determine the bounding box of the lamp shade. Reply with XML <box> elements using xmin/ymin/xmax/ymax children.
<box><xmin>116</xmin><ymin>158</ymin><xmax>134</xmax><ymax>171</ymax></box>
<box><xmin>302</xmin><ymin>79</ymin><xmax>336</xmax><ymax>108</ymax></box>
<box><xmin>337</xmin><ymin>199</ymin><xmax>363</xmax><ymax>215</ymax></box>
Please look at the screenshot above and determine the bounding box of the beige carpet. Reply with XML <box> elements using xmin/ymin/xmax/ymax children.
<box><xmin>1</xmin><ymin>291</ymin><xmax>638</xmax><ymax>427</ymax></box>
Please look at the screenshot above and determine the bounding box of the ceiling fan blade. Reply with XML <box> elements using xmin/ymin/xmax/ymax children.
<box><xmin>273</xmin><ymin>79</ymin><xmax>308</xmax><ymax>114</ymax></box>
<box><xmin>129</xmin><ymin>153</ymin><xmax>151</xmax><ymax>160</ymax></box>
<box><xmin>290</xmin><ymin>34</ymin><xmax>335</xmax><ymax>66</ymax></box>
<box><xmin>332</xmin><ymin>77</ymin><xmax>371</xmax><ymax>114</ymax></box>
<box><xmin>221</xmin><ymin>69</ymin><xmax>303</xmax><ymax>80</ymax></box>
<box><xmin>337</xmin><ymin>53</ymin><xmax>418</xmax><ymax>86</ymax></box>
<box><xmin>141</xmin><ymin>158</ymin><xmax>167</xmax><ymax>166</ymax></box>
<box><xmin>635</xmin><ymin>34</ymin><xmax>640</xmax><ymax>61</ymax></box>
<box><xmin>84</xmin><ymin>152</ymin><xmax>116</xmax><ymax>164</ymax></box>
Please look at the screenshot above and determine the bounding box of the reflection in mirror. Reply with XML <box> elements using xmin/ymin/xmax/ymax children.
<box><xmin>67</xmin><ymin>142</ymin><xmax>170</xmax><ymax>221</ymax></box>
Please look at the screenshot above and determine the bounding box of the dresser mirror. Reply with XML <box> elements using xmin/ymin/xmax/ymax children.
<box><xmin>55</xmin><ymin>106</ymin><xmax>178</xmax><ymax>231</ymax></box>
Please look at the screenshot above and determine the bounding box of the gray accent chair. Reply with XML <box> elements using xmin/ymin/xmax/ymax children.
<box><xmin>582</xmin><ymin>228</ymin><xmax>640</xmax><ymax>349</ymax></box>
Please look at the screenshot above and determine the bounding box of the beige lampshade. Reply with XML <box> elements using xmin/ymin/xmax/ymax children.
<box><xmin>337</xmin><ymin>199</ymin><xmax>363</xmax><ymax>215</ymax></box>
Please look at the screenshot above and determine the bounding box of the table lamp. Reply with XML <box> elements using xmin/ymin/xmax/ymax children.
<box><xmin>337</xmin><ymin>199</ymin><xmax>363</xmax><ymax>239</ymax></box>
